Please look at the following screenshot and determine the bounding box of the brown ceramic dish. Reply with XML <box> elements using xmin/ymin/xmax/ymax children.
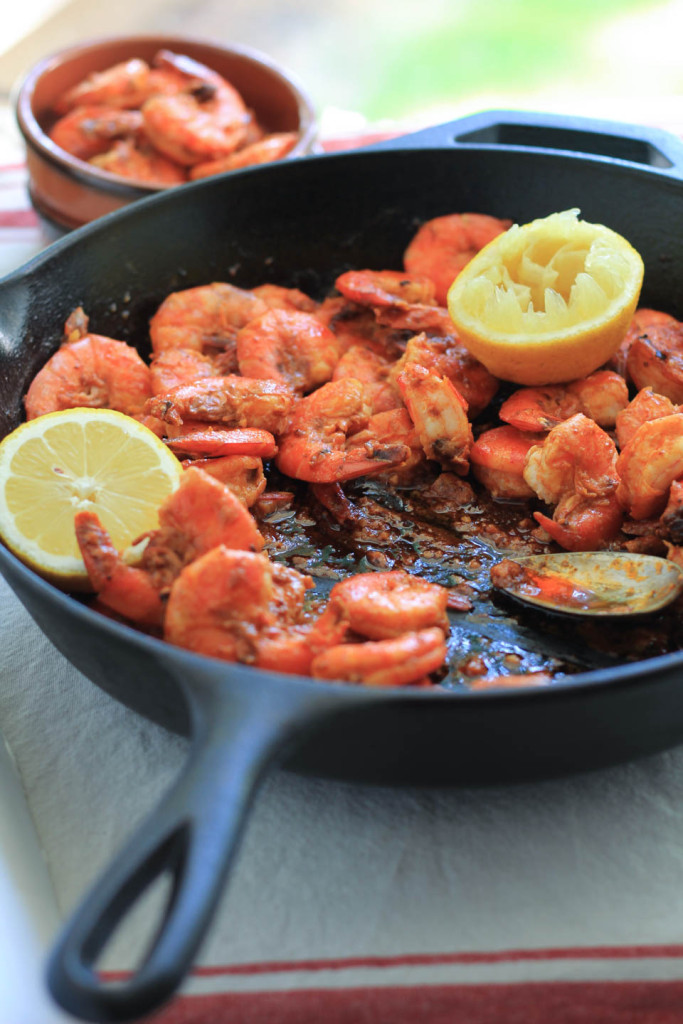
<box><xmin>14</xmin><ymin>34</ymin><xmax>318</xmax><ymax>230</ymax></box>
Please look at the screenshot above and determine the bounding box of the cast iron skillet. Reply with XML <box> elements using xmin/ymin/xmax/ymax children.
<box><xmin>3</xmin><ymin>110</ymin><xmax>683</xmax><ymax>1022</ymax></box>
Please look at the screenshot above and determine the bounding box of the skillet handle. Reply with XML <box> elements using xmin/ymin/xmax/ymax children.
<box><xmin>46</xmin><ymin>675</ymin><xmax>336</xmax><ymax>1023</ymax></box>
<box><xmin>372</xmin><ymin>109</ymin><xmax>683</xmax><ymax>177</ymax></box>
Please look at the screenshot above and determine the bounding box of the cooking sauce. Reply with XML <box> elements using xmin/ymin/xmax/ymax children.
<box><xmin>255</xmin><ymin>465</ymin><xmax>683</xmax><ymax>691</ymax></box>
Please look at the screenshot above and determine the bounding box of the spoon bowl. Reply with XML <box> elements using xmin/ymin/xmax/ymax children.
<box><xmin>491</xmin><ymin>552</ymin><xmax>683</xmax><ymax>617</ymax></box>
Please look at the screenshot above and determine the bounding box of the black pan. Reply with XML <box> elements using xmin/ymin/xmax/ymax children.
<box><xmin>3</xmin><ymin>110</ymin><xmax>683</xmax><ymax>1023</ymax></box>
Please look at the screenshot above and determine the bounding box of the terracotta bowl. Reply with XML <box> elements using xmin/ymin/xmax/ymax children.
<box><xmin>15</xmin><ymin>34</ymin><xmax>318</xmax><ymax>230</ymax></box>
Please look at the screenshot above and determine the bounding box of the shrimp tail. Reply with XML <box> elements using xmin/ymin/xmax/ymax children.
<box><xmin>75</xmin><ymin>510</ymin><xmax>165</xmax><ymax>625</ymax></box>
<box><xmin>533</xmin><ymin>495</ymin><xmax>623</xmax><ymax>552</ymax></box>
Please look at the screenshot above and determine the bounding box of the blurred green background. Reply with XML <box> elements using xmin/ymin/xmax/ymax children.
<box><xmin>2</xmin><ymin>0</ymin><xmax>683</xmax><ymax>134</ymax></box>
<box><xmin>358</xmin><ymin>0</ymin><xmax>674</xmax><ymax>121</ymax></box>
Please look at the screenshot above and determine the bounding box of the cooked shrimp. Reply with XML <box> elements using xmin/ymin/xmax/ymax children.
<box><xmin>662</xmin><ymin>479</ymin><xmax>683</xmax><ymax>544</ymax></box>
<box><xmin>253</xmin><ymin>626</ymin><xmax>319</xmax><ymax>676</ymax></box>
<box><xmin>616</xmin><ymin>414</ymin><xmax>683</xmax><ymax>520</ymax></box>
<box><xmin>331</xmin><ymin>344</ymin><xmax>400</xmax><ymax>414</ymax></box>
<box><xmin>24</xmin><ymin>313</ymin><xmax>151</xmax><ymax>420</ymax></box>
<box><xmin>389</xmin><ymin>332</ymin><xmax>498</xmax><ymax>418</ymax></box>
<box><xmin>275</xmin><ymin>378</ymin><xmax>410</xmax><ymax>483</ymax></box>
<box><xmin>141</xmin><ymin>51</ymin><xmax>250</xmax><ymax>166</ymax></box>
<box><xmin>149</xmin><ymin>348</ymin><xmax>217</xmax><ymax>395</ymax></box>
<box><xmin>164</xmin><ymin>545</ymin><xmax>314</xmax><ymax>662</ymax></box>
<box><xmin>165</xmin><ymin>426</ymin><xmax>277</xmax><ymax>459</ymax></box>
<box><xmin>614</xmin><ymin>387</ymin><xmax>679</xmax><ymax>449</ymax></box>
<box><xmin>145</xmin><ymin>375</ymin><xmax>295</xmax><ymax>432</ymax></box>
<box><xmin>314</xmin><ymin>570</ymin><xmax>450</xmax><ymax>641</ymax></box>
<box><xmin>396</xmin><ymin>362</ymin><xmax>473</xmax><ymax>475</ymax></box>
<box><xmin>346</xmin><ymin>405</ymin><xmax>424</xmax><ymax>472</ymax></box>
<box><xmin>470</xmin><ymin>425</ymin><xmax>539</xmax><ymax>500</ymax></box>
<box><xmin>49</xmin><ymin>106</ymin><xmax>144</xmax><ymax>160</ymax></box>
<box><xmin>54</xmin><ymin>59</ymin><xmax>152</xmax><ymax>113</ymax></box>
<box><xmin>610</xmin><ymin>307</ymin><xmax>678</xmax><ymax>377</ymax></box>
<box><xmin>335</xmin><ymin>269</ymin><xmax>451</xmax><ymax>334</ymax></box>
<box><xmin>251</xmin><ymin>284</ymin><xmax>317</xmax><ymax>313</ymax></box>
<box><xmin>74</xmin><ymin>510</ymin><xmax>166</xmax><ymax>626</ymax></box>
<box><xmin>167</xmin><ymin>426</ymin><xmax>273</xmax><ymax>502</ymax></box>
<box><xmin>164</xmin><ymin>547</ymin><xmax>276</xmax><ymax>659</ymax></box>
<box><xmin>499</xmin><ymin>370</ymin><xmax>629</xmax><ymax>433</ymax></box>
<box><xmin>149</xmin><ymin>282</ymin><xmax>267</xmax><ymax>357</ymax></box>
<box><xmin>312</xmin><ymin>295</ymin><xmax>409</xmax><ymax>361</ymax></box>
<box><xmin>75</xmin><ymin>467</ymin><xmax>264</xmax><ymax>624</ymax></box>
<box><xmin>310</xmin><ymin>627</ymin><xmax>448</xmax><ymax>687</ymax></box>
<box><xmin>189</xmin><ymin>131</ymin><xmax>299</xmax><ymax>179</ymax></box>
<box><xmin>90</xmin><ymin>138</ymin><xmax>186</xmax><ymax>186</ymax></box>
<box><xmin>236</xmin><ymin>309</ymin><xmax>340</xmax><ymax>393</ymax></box>
<box><xmin>184</xmin><ymin>454</ymin><xmax>267</xmax><ymax>506</ymax></box>
<box><xmin>626</xmin><ymin>321</ymin><xmax>683</xmax><ymax>404</ymax></box>
<box><xmin>524</xmin><ymin>414</ymin><xmax>623</xmax><ymax>550</ymax></box>
<box><xmin>335</xmin><ymin>269</ymin><xmax>437</xmax><ymax>308</ymax></box>
<box><xmin>403</xmin><ymin>212</ymin><xmax>513</xmax><ymax>305</ymax></box>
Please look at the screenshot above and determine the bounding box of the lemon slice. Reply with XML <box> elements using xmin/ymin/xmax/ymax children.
<box><xmin>447</xmin><ymin>208</ymin><xmax>644</xmax><ymax>385</ymax></box>
<box><xmin>0</xmin><ymin>408</ymin><xmax>183</xmax><ymax>589</ymax></box>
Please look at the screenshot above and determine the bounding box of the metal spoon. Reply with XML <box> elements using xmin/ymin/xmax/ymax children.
<box><xmin>490</xmin><ymin>552</ymin><xmax>683</xmax><ymax>617</ymax></box>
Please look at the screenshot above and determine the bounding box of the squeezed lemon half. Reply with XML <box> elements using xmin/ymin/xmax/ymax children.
<box><xmin>447</xmin><ymin>208</ymin><xmax>644</xmax><ymax>385</ymax></box>
<box><xmin>0</xmin><ymin>408</ymin><xmax>182</xmax><ymax>589</ymax></box>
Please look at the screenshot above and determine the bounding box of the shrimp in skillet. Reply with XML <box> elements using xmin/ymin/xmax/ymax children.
<box><xmin>310</xmin><ymin>627</ymin><xmax>448</xmax><ymax>687</ymax></box>
<box><xmin>332</xmin><ymin>344</ymin><xmax>401</xmax><ymax>415</ymax></box>
<box><xmin>396</xmin><ymin>362</ymin><xmax>473</xmax><ymax>475</ymax></box>
<box><xmin>313</xmin><ymin>570</ymin><xmax>450</xmax><ymax>641</ymax></box>
<box><xmin>182</xmin><ymin>454</ymin><xmax>267</xmax><ymax>506</ymax></box>
<box><xmin>403</xmin><ymin>212</ymin><xmax>513</xmax><ymax>305</ymax></box>
<box><xmin>24</xmin><ymin>309</ymin><xmax>151</xmax><ymax>420</ymax></box>
<box><xmin>275</xmin><ymin>378</ymin><xmax>410</xmax><ymax>483</ymax></box>
<box><xmin>149</xmin><ymin>282</ymin><xmax>267</xmax><ymax>360</ymax></box>
<box><xmin>614</xmin><ymin>387</ymin><xmax>679</xmax><ymax>449</ymax></box>
<box><xmin>390</xmin><ymin>332</ymin><xmax>499</xmax><ymax>418</ymax></box>
<box><xmin>524</xmin><ymin>414</ymin><xmax>623</xmax><ymax>551</ymax></box>
<box><xmin>616</xmin><ymin>414</ymin><xmax>683</xmax><ymax>520</ymax></box>
<box><xmin>236</xmin><ymin>309</ymin><xmax>340</xmax><ymax>393</ymax></box>
<box><xmin>626</xmin><ymin>319</ymin><xmax>683</xmax><ymax>404</ymax></box>
<box><xmin>166</xmin><ymin>426</ymin><xmax>274</xmax><ymax>504</ymax></box>
<box><xmin>149</xmin><ymin>347</ymin><xmax>218</xmax><ymax>396</ymax></box>
<box><xmin>165</xmin><ymin>423</ymin><xmax>272</xmax><ymax>503</ymax></box>
<box><xmin>498</xmin><ymin>370</ymin><xmax>629</xmax><ymax>433</ymax></box>
<box><xmin>251</xmin><ymin>284</ymin><xmax>318</xmax><ymax>313</ymax></box>
<box><xmin>165</xmin><ymin>426</ymin><xmax>278</xmax><ymax>460</ymax></box>
<box><xmin>145</xmin><ymin>375</ymin><xmax>295</xmax><ymax>432</ymax></box>
<box><xmin>164</xmin><ymin>546</ymin><xmax>315</xmax><ymax>663</ymax></box>
<box><xmin>345</xmin><ymin>407</ymin><xmax>425</xmax><ymax>480</ymax></box>
<box><xmin>610</xmin><ymin>307</ymin><xmax>678</xmax><ymax>378</ymax></box>
<box><xmin>75</xmin><ymin>467</ymin><xmax>264</xmax><ymax>626</ymax></box>
<box><xmin>470</xmin><ymin>425</ymin><xmax>539</xmax><ymax>501</ymax></box>
<box><xmin>335</xmin><ymin>269</ymin><xmax>451</xmax><ymax>334</ymax></box>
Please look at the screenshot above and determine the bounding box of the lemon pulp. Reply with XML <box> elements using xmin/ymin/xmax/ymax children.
<box><xmin>447</xmin><ymin>208</ymin><xmax>644</xmax><ymax>385</ymax></box>
<box><xmin>0</xmin><ymin>408</ymin><xmax>182</xmax><ymax>588</ymax></box>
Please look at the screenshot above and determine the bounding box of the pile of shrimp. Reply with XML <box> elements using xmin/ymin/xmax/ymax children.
<box><xmin>47</xmin><ymin>50</ymin><xmax>300</xmax><ymax>187</ymax></box>
<box><xmin>22</xmin><ymin>211</ymin><xmax>683</xmax><ymax>688</ymax></box>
